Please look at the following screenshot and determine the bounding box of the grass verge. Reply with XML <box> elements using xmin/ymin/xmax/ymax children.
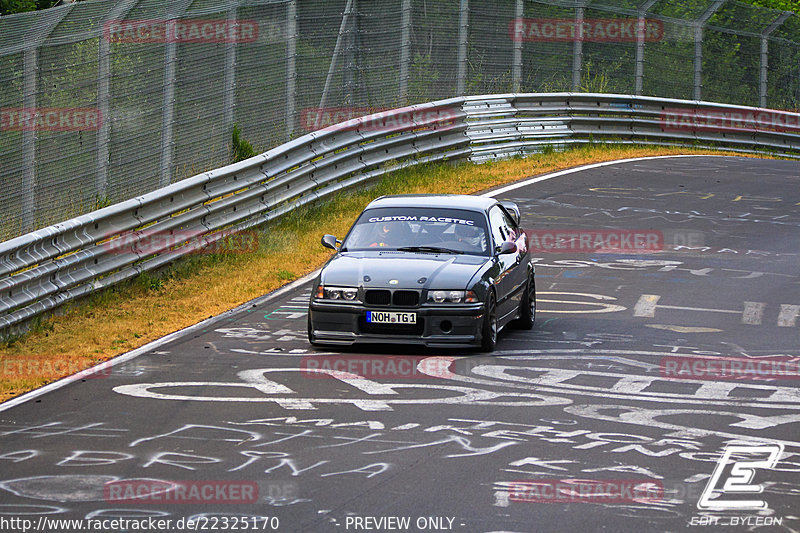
<box><xmin>0</xmin><ymin>145</ymin><xmax>777</xmax><ymax>402</ymax></box>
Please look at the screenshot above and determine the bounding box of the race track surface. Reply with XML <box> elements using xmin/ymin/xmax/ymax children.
<box><xmin>1</xmin><ymin>156</ymin><xmax>798</xmax><ymax>533</ymax></box>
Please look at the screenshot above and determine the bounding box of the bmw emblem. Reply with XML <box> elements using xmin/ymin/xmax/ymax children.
<box><xmin>389</xmin><ymin>279</ymin><xmax>399</xmax><ymax>285</ymax></box>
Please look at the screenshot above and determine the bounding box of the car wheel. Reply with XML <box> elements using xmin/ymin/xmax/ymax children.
<box><xmin>481</xmin><ymin>291</ymin><xmax>498</xmax><ymax>352</ymax></box>
<box><xmin>307</xmin><ymin>314</ymin><xmax>319</xmax><ymax>346</ymax></box>
<box><xmin>514</xmin><ymin>275</ymin><xmax>535</xmax><ymax>330</ymax></box>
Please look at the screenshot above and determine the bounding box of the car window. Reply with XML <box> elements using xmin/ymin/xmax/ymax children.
<box><xmin>488</xmin><ymin>205</ymin><xmax>514</xmax><ymax>248</ymax></box>
<box><xmin>342</xmin><ymin>207</ymin><xmax>489</xmax><ymax>255</ymax></box>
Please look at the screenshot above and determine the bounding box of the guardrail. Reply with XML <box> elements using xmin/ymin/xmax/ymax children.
<box><xmin>2</xmin><ymin>93</ymin><xmax>799</xmax><ymax>332</ymax></box>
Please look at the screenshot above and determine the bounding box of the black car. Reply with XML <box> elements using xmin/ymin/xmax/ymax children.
<box><xmin>307</xmin><ymin>194</ymin><xmax>535</xmax><ymax>351</ymax></box>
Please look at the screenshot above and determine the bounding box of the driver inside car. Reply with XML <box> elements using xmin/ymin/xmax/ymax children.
<box><xmin>369</xmin><ymin>222</ymin><xmax>402</xmax><ymax>247</ymax></box>
<box><xmin>454</xmin><ymin>223</ymin><xmax>486</xmax><ymax>253</ymax></box>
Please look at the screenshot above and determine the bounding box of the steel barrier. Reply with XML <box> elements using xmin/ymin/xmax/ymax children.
<box><xmin>1</xmin><ymin>93</ymin><xmax>799</xmax><ymax>332</ymax></box>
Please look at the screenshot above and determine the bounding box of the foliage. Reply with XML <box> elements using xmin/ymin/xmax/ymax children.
<box><xmin>0</xmin><ymin>0</ymin><xmax>57</xmax><ymax>16</ymax></box>
<box><xmin>231</xmin><ymin>124</ymin><xmax>256</xmax><ymax>163</ymax></box>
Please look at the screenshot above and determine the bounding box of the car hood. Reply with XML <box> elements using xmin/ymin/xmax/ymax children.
<box><xmin>321</xmin><ymin>252</ymin><xmax>487</xmax><ymax>290</ymax></box>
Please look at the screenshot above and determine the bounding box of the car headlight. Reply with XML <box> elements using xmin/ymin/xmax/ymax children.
<box><xmin>427</xmin><ymin>290</ymin><xmax>478</xmax><ymax>304</ymax></box>
<box><xmin>315</xmin><ymin>285</ymin><xmax>360</xmax><ymax>302</ymax></box>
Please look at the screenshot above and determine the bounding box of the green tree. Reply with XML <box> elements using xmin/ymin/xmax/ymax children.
<box><xmin>0</xmin><ymin>0</ymin><xmax>58</xmax><ymax>16</ymax></box>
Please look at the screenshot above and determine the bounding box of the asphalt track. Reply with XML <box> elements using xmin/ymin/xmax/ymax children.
<box><xmin>0</xmin><ymin>156</ymin><xmax>798</xmax><ymax>533</ymax></box>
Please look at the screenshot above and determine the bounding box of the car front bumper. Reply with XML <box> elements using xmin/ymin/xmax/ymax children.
<box><xmin>308</xmin><ymin>300</ymin><xmax>485</xmax><ymax>348</ymax></box>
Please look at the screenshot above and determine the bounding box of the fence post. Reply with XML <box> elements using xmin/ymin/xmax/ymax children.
<box><xmin>96</xmin><ymin>36</ymin><xmax>110</xmax><ymax>200</ymax></box>
<box><xmin>760</xmin><ymin>12</ymin><xmax>791</xmax><ymax>108</ymax></box>
<box><xmin>96</xmin><ymin>0</ymin><xmax>138</xmax><ymax>201</ymax></box>
<box><xmin>635</xmin><ymin>0</ymin><xmax>659</xmax><ymax>95</ymax></box>
<box><xmin>159</xmin><ymin>2</ymin><xmax>191</xmax><ymax>187</ymax></box>
<box><xmin>316</xmin><ymin>0</ymin><xmax>354</xmax><ymax>126</ymax></box>
<box><xmin>223</xmin><ymin>0</ymin><xmax>238</xmax><ymax>138</ymax></box>
<box><xmin>456</xmin><ymin>0</ymin><xmax>469</xmax><ymax>95</ymax></box>
<box><xmin>21</xmin><ymin>49</ymin><xmax>37</xmax><ymax>232</ymax></box>
<box><xmin>343</xmin><ymin>0</ymin><xmax>360</xmax><ymax>106</ymax></box>
<box><xmin>693</xmin><ymin>0</ymin><xmax>726</xmax><ymax>101</ymax></box>
<box><xmin>399</xmin><ymin>0</ymin><xmax>412</xmax><ymax>104</ymax></box>
<box><xmin>286</xmin><ymin>0</ymin><xmax>297</xmax><ymax>139</ymax></box>
<box><xmin>19</xmin><ymin>7</ymin><xmax>73</xmax><ymax>233</ymax></box>
<box><xmin>160</xmin><ymin>39</ymin><xmax>177</xmax><ymax>187</ymax></box>
<box><xmin>512</xmin><ymin>0</ymin><xmax>523</xmax><ymax>92</ymax></box>
<box><xmin>572</xmin><ymin>3</ymin><xmax>585</xmax><ymax>91</ymax></box>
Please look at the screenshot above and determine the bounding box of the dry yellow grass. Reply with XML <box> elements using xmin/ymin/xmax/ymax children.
<box><xmin>0</xmin><ymin>145</ymin><xmax>774</xmax><ymax>401</ymax></box>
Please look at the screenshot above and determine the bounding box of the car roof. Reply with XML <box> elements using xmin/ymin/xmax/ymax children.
<box><xmin>365</xmin><ymin>194</ymin><xmax>498</xmax><ymax>212</ymax></box>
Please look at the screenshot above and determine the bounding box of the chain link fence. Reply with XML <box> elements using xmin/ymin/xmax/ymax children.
<box><xmin>1</xmin><ymin>0</ymin><xmax>798</xmax><ymax>241</ymax></box>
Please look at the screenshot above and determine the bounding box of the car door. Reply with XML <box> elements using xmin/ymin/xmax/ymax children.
<box><xmin>488</xmin><ymin>205</ymin><xmax>523</xmax><ymax>323</ymax></box>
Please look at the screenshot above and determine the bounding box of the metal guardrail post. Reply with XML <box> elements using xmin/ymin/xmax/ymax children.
<box><xmin>512</xmin><ymin>0</ymin><xmax>523</xmax><ymax>93</ymax></box>
<box><xmin>21</xmin><ymin>48</ymin><xmax>37</xmax><ymax>233</ymax></box>
<box><xmin>572</xmin><ymin>3</ymin><xmax>586</xmax><ymax>91</ymax></box>
<box><xmin>693</xmin><ymin>0</ymin><xmax>726</xmax><ymax>101</ymax></box>
<box><xmin>399</xmin><ymin>0</ymin><xmax>412</xmax><ymax>104</ymax></box>
<box><xmin>635</xmin><ymin>0</ymin><xmax>659</xmax><ymax>95</ymax></box>
<box><xmin>760</xmin><ymin>12</ymin><xmax>791</xmax><ymax>108</ymax></box>
<box><xmin>456</xmin><ymin>0</ymin><xmax>469</xmax><ymax>96</ymax></box>
<box><xmin>286</xmin><ymin>0</ymin><xmax>297</xmax><ymax>140</ymax></box>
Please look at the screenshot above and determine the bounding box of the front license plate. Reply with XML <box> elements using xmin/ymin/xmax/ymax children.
<box><xmin>366</xmin><ymin>311</ymin><xmax>417</xmax><ymax>324</ymax></box>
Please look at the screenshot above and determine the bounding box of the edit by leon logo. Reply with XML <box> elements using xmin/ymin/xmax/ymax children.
<box><xmin>697</xmin><ymin>444</ymin><xmax>783</xmax><ymax>511</ymax></box>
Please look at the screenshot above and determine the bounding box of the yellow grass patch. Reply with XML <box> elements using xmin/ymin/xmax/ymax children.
<box><xmin>0</xmin><ymin>145</ymin><xmax>779</xmax><ymax>402</ymax></box>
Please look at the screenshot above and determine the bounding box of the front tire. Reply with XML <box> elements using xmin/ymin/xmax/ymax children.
<box><xmin>307</xmin><ymin>313</ymin><xmax>320</xmax><ymax>346</ymax></box>
<box><xmin>514</xmin><ymin>275</ymin><xmax>535</xmax><ymax>330</ymax></box>
<box><xmin>480</xmin><ymin>292</ymin><xmax>498</xmax><ymax>352</ymax></box>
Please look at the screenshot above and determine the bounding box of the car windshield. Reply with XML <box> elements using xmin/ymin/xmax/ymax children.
<box><xmin>342</xmin><ymin>207</ymin><xmax>490</xmax><ymax>255</ymax></box>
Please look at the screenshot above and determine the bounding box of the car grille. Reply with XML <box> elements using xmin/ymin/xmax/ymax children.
<box><xmin>365</xmin><ymin>290</ymin><xmax>391</xmax><ymax>305</ymax></box>
<box><xmin>392</xmin><ymin>290</ymin><xmax>419</xmax><ymax>307</ymax></box>
<box><xmin>359</xmin><ymin>316</ymin><xmax>424</xmax><ymax>335</ymax></box>
<box><xmin>364</xmin><ymin>289</ymin><xmax>420</xmax><ymax>307</ymax></box>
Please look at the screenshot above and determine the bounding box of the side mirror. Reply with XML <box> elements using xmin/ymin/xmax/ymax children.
<box><xmin>499</xmin><ymin>201</ymin><xmax>521</xmax><ymax>226</ymax></box>
<box><xmin>497</xmin><ymin>241</ymin><xmax>517</xmax><ymax>255</ymax></box>
<box><xmin>321</xmin><ymin>234</ymin><xmax>340</xmax><ymax>250</ymax></box>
